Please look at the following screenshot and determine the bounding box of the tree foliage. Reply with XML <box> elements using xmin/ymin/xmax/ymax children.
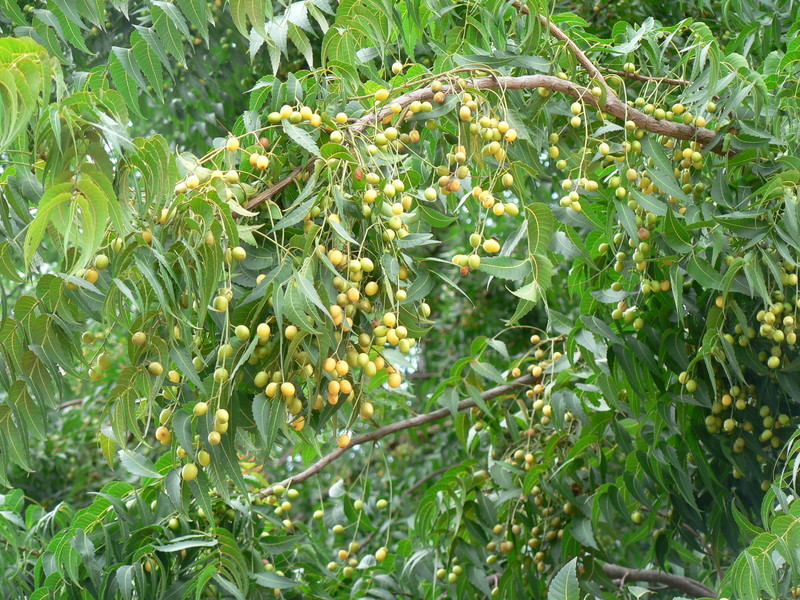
<box><xmin>1</xmin><ymin>0</ymin><xmax>800</xmax><ymax>598</ymax></box>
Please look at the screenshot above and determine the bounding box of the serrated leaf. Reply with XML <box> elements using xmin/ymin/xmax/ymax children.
<box><xmin>525</xmin><ymin>202</ymin><xmax>554</xmax><ymax>255</ymax></box>
<box><xmin>253</xmin><ymin>393</ymin><xmax>283</xmax><ymax>455</ymax></box>
<box><xmin>176</xmin><ymin>0</ymin><xmax>209</xmax><ymax>40</ymax></box>
<box><xmin>477</xmin><ymin>256</ymin><xmax>531</xmax><ymax>280</ymax></box>
<box><xmin>118</xmin><ymin>450</ymin><xmax>162</xmax><ymax>478</ymax></box>
<box><xmin>0</xmin><ymin>405</ymin><xmax>32</xmax><ymax>471</ymax></box>
<box><xmin>664</xmin><ymin>207</ymin><xmax>692</xmax><ymax>252</ymax></box>
<box><xmin>131</xmin><ymin>31</ymin><xmax>164</xmax><ymax>102</ymax></box>
<box><xmin>108</xmin><ymin>50</ymin><xmax>142</xmax><ymax>115</ymax></box>
<box><xmin>253</xmin><ymin>571</ymin><xmax>301</xmax><ymax>589</ymax></box>
<box><xmin>548</xmin><ymin>558</ymin><xmax>579</xmax><ymax>600</ymax></box>
<box><xmin>282</xmin><ymin>121</ymin><xmax>320</xmax><ymax>156</ymax></box>
<box><xmin>153</xmin><ymin>535</ymin><xmax>217</xmax><ymax>552</ymax></box>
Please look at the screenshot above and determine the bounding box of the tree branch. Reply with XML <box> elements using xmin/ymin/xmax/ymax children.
<box><xmin>247</xmin><ymin>73</ymin><xmax>727</xmax><ymax>211</ymax></box>
<box><xmin>246</xmin><ymin>4</ymin><xmax>731</xmax><ymax>212</ymax></box>
<box><xmin>602</xmin><ymin>563</ymin><xmax>716</xmax><ymax>598</ymax></box>
<box><xmin>244</xmin><ymin>163</ymin><xmax>312</xmax><ymax>211</ymax></box>
<box><xmin>259</xmin><ymin>374</ymin><xmax>536</xmax><ymax>495</ymax></box>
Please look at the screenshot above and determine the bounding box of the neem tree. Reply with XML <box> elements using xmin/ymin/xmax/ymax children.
<box><xmin>1</xmin><ymin>0</ymin><xmax>799</xmax><ymax>598</ymax></box>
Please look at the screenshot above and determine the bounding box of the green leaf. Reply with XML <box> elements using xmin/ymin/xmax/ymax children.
<box><xmin>320</xmin><ymin>142</ymin><xmax>356</xmax><ymax>162</ymax></box>
<box><xmin>253</xmin><ymin>393</ymin><xmax>283</xmax><ymax>454</ymax></box>
<box><xmin>176</xmin><ymin>0</ymin><xmax>209</xmax><ymax>40</ymax></box>
<box><xmin>118</xmin><ymin>450</ymin><xmax>163</xmax><ymax>478</ymax></box>
<box><xmin>0</xmin><ymin>405</ymin><xmax>32</xmax><ymax>471</ymax></box>
<box><xmin>663</xmin><ymin>207</ymin><xmax>692</xmax><ymax>252</ymax></box>
<box><xmin>0</xmin><ymin>241</ymin><xmax>23</xmax><ymax>282</ymax></box>
<box><xmin>548</xmin><ymin>558</ymin><xmax>579</xmax><ymax>600</ymax></box>
<box><xmin>470</xmin><ymin>360</ymin><xmax>507</xmax><ymax>384</ymax></box>
<box><xmin>230</xmin><ymin>0</ymin><xmax>267</xmax><ymax>37</ymax></box>
<box><xmin>525</xmin><ymin>202</ymin><xmax>554</xmax><ymax>254</ymax></box>
<box><xmin>108</xmin><ymin>50</ymin><xmax>142</xmax><ymax>115</ymax></box>
<box><xmin>131</xmin><ymin>30</ymin><xmax>164</xmax><ymax>102</ymax></box>
<box><xmin>417</xmin><ymin>203</ymin><xmax>457</xmax><ymax>227</ymax></box>
<box><xmin>477</xmin><ymin>256</ymin><xmax>531</xmax><ymax>280</ymax></box>
<box><xmin>252</xmin><ymin>571</ymin><xmax>301</xmax><ymax>589</ymax></box>
<box><xmin>9</xmin><ymin>379</ymin><xmax>45</xmax><ymax>442</ymax></box>
<box><xmin>153</xmin><ymin>535</ymin><xmax>218</xmax><ymax>552</ymax></box>
<box><xmin>23</xmin><ymin>181</ymin><xmax>73</xmax><ymax>266</ymax></box>
<box><xmin>686</xmin><ymin>255</ymin><xmax>723</xmax><ymax>290</ymax></box>
<box><xmin>282</xmin><ymin>121</ymin><xmax>320</xmax><ymax>156</ymax></box>
<box><xmin>641</xmin><ymin>136</ymin><xmax>688</xmax><ymax>201</ymax></box>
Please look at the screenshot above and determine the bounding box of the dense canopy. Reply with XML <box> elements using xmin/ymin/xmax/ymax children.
<box><xmin>1</xmin><ymin>0</ymin><xmax>800</xmax><ymax>598</ymax></box>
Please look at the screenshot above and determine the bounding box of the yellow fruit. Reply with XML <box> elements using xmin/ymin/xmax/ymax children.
<box><xmin>257</xmin><ymin>323</ymin><xmax>271</xmax><ymax>339</ymax></box>
<box><xmin>181</xmin><ymin>463</ymin><xmax>198</xmax><ymax>481</ymax></box>
<box><xmin>375</xmin><ymin>88</ymin><xmax>389</xmax><ymax>102</ymax></box>
<box><xmin>213</xmin><ymin>295</ymin><xmax>229</xmax><ymax>312</ymax></box>
<box><xmin>337</xmin><ymin>433</ymin><xmax>351</xmax><ymax>448</ymax></box>
<box><xmin>483</xmin><ymin>239</ymin><xmax>501</xmax><ymax>253</ymax></box>
<box><xmin>226</xmin><ymin>137</ymin><xmax>240</xmax><ymax>152</ymax></box>
<box><xmin>208</xmin><ymin>431</ymin><xmax>221</xmax><ymax>445</ymax></box>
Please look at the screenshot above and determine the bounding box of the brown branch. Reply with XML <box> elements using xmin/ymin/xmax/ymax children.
<box><xmin>244</xmin><ymin>163</ymin><xmax>311</xmax><ymax>210</ymax></box>
<box><xmin>510</xmin><ymin>1</ymin><xmax>608</xmax><ymax>90</ymax></box>
<box><xmin>602</xmin><ymin>563</ymin><xmax>716</xmax><ymax>598</ymax></box>
<box><xmin>58</xmin><ymin>398</ymin><xmax>85</xmax><ymax>410</ymax></box>
<box><xmin>259</xmin><ymin>374</ymin><xmax>536</xmax><ymax>495</ymax></box>
<box><xmin>605</xmin><ymin>69</ymin><xmax>692</xmax><ymax>87</ymax></box>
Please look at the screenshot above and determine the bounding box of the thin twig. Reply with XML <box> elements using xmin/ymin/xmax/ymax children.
<box><xmin>605</xmin><ymin>69</ymin><xmax>692</xmax><ymax>87</ymax></box>
<box><xmin>516</xmin><ymin>2</ymin><xmax>609</xmax><ymax>89</ymax></box>
<box><xmin>405</xmin><ymin>464</ymin><xmax>454</xmax><ymax>494</ymax></box>
<box><xmin>259</xmin><ymin>374</ymin><xmax>536</xmax><ymax>495</ymax></box>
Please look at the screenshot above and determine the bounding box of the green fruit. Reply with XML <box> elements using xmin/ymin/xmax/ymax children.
<box><xmin>148</xmin><ymin>362</ymin><xmax>164</xmax><ymax>376</ymax></box>
<box><xmin>235</xmin><ymin>325</ymin><xmax>250</xmax><ymax>340</ymax></box>
<box><xmin>95</xmin><ymin>254</ymin><xmax>109</xmax><ymax>270</ymax></box>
